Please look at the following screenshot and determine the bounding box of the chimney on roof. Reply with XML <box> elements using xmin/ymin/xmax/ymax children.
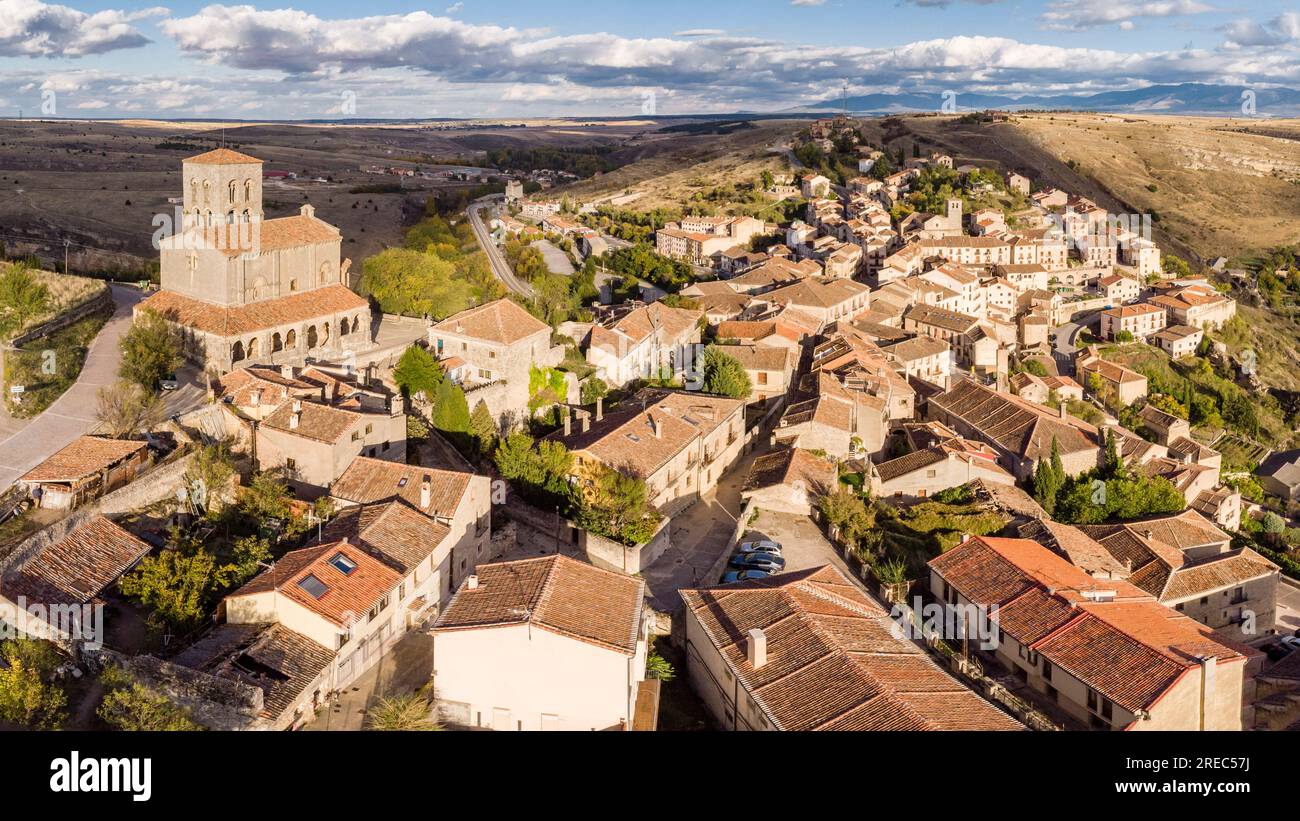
<box><xmin>289</xmin><ymin>410</ymin><xmax>300</xmax><ymax>430</ymax></box>
<box><xmin>340</xmin><ymin>536</ymin><xmax>349</xmax><ymax>545</ymax></box>
<box><xmin>292</xmin><ymin>399</ymin><xmax>302</xmax><ymax>414</ymax></box>
<box><xmin>300</xmin><ymin>203</ymin><xmax>315</xmax><ymax>219</ymax></box>
<box><xmin>250</xmin><ymin>389</ymin><xmax>262</xmax><ymax>407</ymax></box>
<box><xmin>1142</xmin><ymin>529</ymin><xmax>1154</xmax><ymax>540</ymax></box>
<box><xmin>467</xmin><ymin>574</ymin><xmax>479</xmax><ymax>590</ymax></box>
<box><xmin>1058</xmin><ymin>402</ymin><xmax>1067</xmax><ymax>419</ymax></box>
<box><xmin>596</xmin><ymin>396</ymin><xmax>604</xmax><ymax>422</ymax></box>
<box><xmin>421</xmin><ymin>477</ymin><xmax>432</xmax><ymax>511</ymax></box>
<box><xmin>747</xmin><ymin>628</ymin><xmax>768</xmax><ymax>669</ymax></box>
<box><xmin>563</xmin><ymin>406</ymin><xmax>571</xmax><ymax>437</ymax></box>
<box><xmin>281</xmin><ymin>364</ymin><xmax>294</xmax><ymax>379</ymax></box>
<box><xmin>1197</xmin><ymin>654</ymin><xmax>1217</xmax><ymax>729</ymax></box>
<box><xmin>650</xmin><ymin>414</ymin><xmax>662</xmax><ymax>439</ymax></box>
<box><xmin>581</xmin><ymin>411</ymin><xmax>590</xmax><ymax>434</ymax></box>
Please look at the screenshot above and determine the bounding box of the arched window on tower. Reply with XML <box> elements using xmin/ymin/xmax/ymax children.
<box><xmin>203</xmin><ymin>180</ymin><xmax>210</xmax><ymax>203</ymax></box>
<box><xmin>244</xmin><ymin>179</ymin><xmax>252</xmax><ymax>201</ymax></box>
<box><xmin>228</xmin><ymin>180</ymin><xmax>236</xmax><ymax>202</ymax></box>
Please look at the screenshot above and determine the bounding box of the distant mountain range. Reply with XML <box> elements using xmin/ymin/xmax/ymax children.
<box><xmin>795</xmin><ymin>83</ymin><xmax>1300</xmax><ymax>117</ymax></box>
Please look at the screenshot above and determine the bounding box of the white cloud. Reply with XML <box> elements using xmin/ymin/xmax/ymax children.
<box><xmin>1041</xmin><ymin>0</ymin><xmax>1216</xmax><ymax>32</ymax></box>
<box><xmin>445</xmin><ymin>2</ymin><xmax>463</xmax><ymax>13</ymax></box>
<box><xmin>1221</xmin><ymin>13</ymin><xmax>1300</xmax><ymax>49</ymax></box>
<box><xmin>0</xmin><ymin>0</ymin><xmax>166</xmax><ymax>57</ymax></box>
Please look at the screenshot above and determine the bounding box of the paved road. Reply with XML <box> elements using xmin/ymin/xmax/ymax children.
<box><xmin>1052</xmin><ymin>310</ymin><xmax>1100</xmax><ymax>376</ymax></box>
<box><xmin>1277</xmin><ymin>581</ymin><xmax>1300</xmax><ymax>636</ymax></box>
<box><xmin>0</xmin><ymin>284</ymin><xmax>144</xmax><ymax>493</ymax></box>
<box><xmin>467</xmin><ymin>198</ymin><xmax>533</xmax><ymax>297</ymax></box>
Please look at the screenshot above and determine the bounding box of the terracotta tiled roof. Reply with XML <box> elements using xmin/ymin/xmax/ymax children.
<box><xmin>318</xmin><ymin>501</ymin><xmax>451</xmax><ymax>573</ymax></box>
<box><xmin>185</xmin><ymin>148</ymin><xmax>263</xmax><ymax>165</ymax></box>
<box><xmin>432</xmin><ymin>298</ymin><xmax>550</xmax><ymax>346</ymax></box>
<box><xmin>743</xmin><ymin>447</ymin><xmax>837</xmax><ymax>495</ymax></box>
<box><xmin>928</xmin><ymin>379</ymin><xmax>1099</xmax><ymax>462</ymax></box>
<box><xmin>681</xmin><ymin>565</ymin><xmax>1021</xmax><ymax>731</ymax></box>
<box><xmin>432</xmin><ymin>555</ymin><xmax>644</xmax><ymax>655</ymax></box>
<box><xmin>172</xmin><ymin>622</ymin><xmax>332</xmax><ymax>721</ymax></box>
<box><xmin>330</xmin><ymin>457</ymin><xmax>472</xmax><ymax>521</ymax></box>
<box><xmin>1162</xmin><ymin>550</ymin><xmax>1277</xmax><ymax>602</ymax></box>
<box><xmin>549</xmin><ymin>390</ymin><xmax>742</xmax><ymax>479</ymax></box>
<box><xmin>717</xmin><ymin>344</ymin><xmax>792</xmax><ymax>373</ymax></box>
<box><xmin>139</xmin><ymin>284</ymin><xmax>367</xmax><ymax>338</ymax></box>
<box><xmin>932</xmin><ymin>536</ymin><xmax>1247</xmax><ymax>714</ymax></box>
<box><xmin>230</xmin><ymin>540</ymin><xmax>401</xmax><ymax>627</ymax></box>
<box><xmin>19</xmin><ymin>436</ymin><xmax>146</xmax><ymax>483</ymax></box>
<box><xmin>3</xmin><ymin>516</ymin><xmax>150</xmax><ymax>607</ymax></box>
<box><xmin>1016</xmin><ymin>518</ymin><xmax>1129</xmax><ymax>577</ymax></box>
<box><xmin>260</xmin><ymin>398</ymin><xmax>361</xmax><ymax>444</ymax></box>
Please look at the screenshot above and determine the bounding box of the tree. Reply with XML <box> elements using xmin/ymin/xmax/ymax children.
<box><xmin>645</xmin><ymin>652</ymin><xmax>676</xmax><ymax>682</ymax></box>
<box><xmin>470</xmin><ymin>399</ymin><xmax>496</xmax><ymax>455</ymax></box>
<box><xmin>119</xmin><ymin>309</ymin><xmax>182</xmax><ymax>389</ymax></box>
<box><xmin>96</xmin><ymin>380</ymin><xmax>165</xmax><ymax>438</ymax></box>
<box><xmin>577</xmin><ymin>466</ymin><xmax>660</xmax><ymax>546</ymax></box>
<box><xmin>392</xmin><ymin>345</ymin><xmax>443</xmax><ymax>402</ymax></box>
<box><xmin>1033</xmin><ymin>437</ymin><xmax>1065</xmax><ymax>515</ymax></box>
<box><xmin>182</xmin><ymin>442</ymin><xmax>236</xmax><ymax>515</ymax></box>
<box><xmin>366</xmin><ymin>693</ymin><xmax>441</xmax><ymax>730</ymax></box>
<box><xmin>1102</xmin><ymin>429</ymin><xmax>1123</xmax><ymax>478</ymax></box>
<box><xmin>700</xmin><ymin>346</ymin><xmax>752</xmax><ymax>399</ymax></box>
<box><xmin>119</xmin><ymin>546</ymin><xmax>217</xmax><ymax>631</ymax></box>
<box><xmin>359</xmin><ymin>247</ymin><xmax>472</xmax><ymax>319</ymax></box>
<box><xmin>238</xmin><ymin>471</ymin><xmax>294</xmax><ymax>523</ymax></box>
<box><xmin>97</xmin><ymin>666</ymin><xmax>204</xmax><ymax>731</ymax></box>
<box><xmin>430</xmin><ymin>377</ymin><xmax>471</xmax><ymax>434</ymax></box>
<box><xmin>581</xmin><ymin>377</ymin><xmax>608</xmax><ymax>405</ymax></box>
<box><xmin>0</xmin><ymin>263</ymin><xmax>50</xmax><ymax>337</ymax></box>
<box><xmin>0</xmin><ymin>639</ymin><xmax>66</xmax><ymax>729</ymax></box>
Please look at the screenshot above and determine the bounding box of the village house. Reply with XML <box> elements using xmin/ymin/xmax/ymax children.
<box><xmin>18</xmin><ymin>436</ymin><xmax>149</xmax><ymax>511</ymax></box>
<box><xmin>1151</xmin><ymin>325</ymin><xmax>1204</xmax><ymax>359</ymax></box>
<box><xmin>680</xmin><ymin>565</ymin><xmax>1022</xmax><ymax>731</ymax></box>
<box><xmin>1098</xmin><ymin>273</ymin><xmax>1141</xmax><ymax>305</ymax></box>
<box><xmin>759</xmin><ymin>278</ymin><xmax>870</xmax><ymax>326</ymax></box>
<box><xmin>715</xmin><ymin>344</ymin><xmax>796</xmax><ymax>406</ymax></box>
<box><xmin>1257</xmin><ymin>449</ymin><xmax>1300</xmax><ymax>505</ymax></box>
<box><xmin>1076</xmin><ymin>347</ymin><xmax>1149</xmax><ymax>405</ymax></box>
<box><xmin>1007</xmin><ymin>171</ymin><xmax>1031</xmax><ymax>195</ymax></box>
<box><xmin>931</xmin><ymin>535</ymin><xmax>1255</xmax><ymax>730</ymax></box>
<box><xmin>1009</xmin><ymin>371</ymin><xmax>1084</xmax><ymax>405</ymax></box>
<box><xmin>431</xmin><ymin>298</ymin><xmax>565</xmax><ymax>424</ymax></box>
<box><xmin>0</xmin><ymin>515</ymin><xmax>151</xmax><ymax>646</ymax></box>
<box><xmin>223</xmin><ymin>528</ymin><xmax>445</xmax><ymax>690</ymax></box>
<box><xmin>430</xmin><ymin>555</ymin><xmax>649</xmax><ymax>731</ymax></box>
<box><xmin>1076</xmin><ymin>511</ymin><xmax>1279</xmax><ymax>642</ymax></box>
<box><xmin>1100</xmin><ymin>303</ymin><xmax>1166</xmax><ymax>341</ymax></box>
<box><xmin>870</xmin><ymin>437</ymin><xmax>1016</xmax><ymax>502</ymax></box>
<box><xmin>800</xmin><ymin>174</ymin><xmax>831</xmax><ymax>199</ymax></box>
<box><xmin>329</xmin><ymin>457</ymin><xmax>494</xmax><ymax>603</ymax></box>
<box><xmin>586</xmin><ymin>301</ymin><xmax>703</xmax><ymax>389</ymax></box>
<box><xmin>548</xmin><ymin>390</ymin><xmax>746</xmax><ymax>517</ymax></box>
<box><xmin>739</xmin><ymin>447</ymin><xmax>837</xmax><ymax>516</ymax></box>
<box><xmin>926</xmin><ymin>379</ymin><xmax>1103</xmax><ymax>481</ymax></box>
<box><xmin>1147</xmin><ymin>284</ymin><xmax>1237</xmax><ymax>331</ymax></box>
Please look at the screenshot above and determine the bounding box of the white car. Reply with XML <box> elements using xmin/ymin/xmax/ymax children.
<box><xmin>737</xmin><ymin>539</ymin><xmax>782</xmax><ymax>556</ymax></box>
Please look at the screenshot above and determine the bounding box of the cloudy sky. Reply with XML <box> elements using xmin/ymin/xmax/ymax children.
<box><xmin>5</xmin><ymin>0</ymin><xmax>1300</xmax><ymax>119</ymax></box>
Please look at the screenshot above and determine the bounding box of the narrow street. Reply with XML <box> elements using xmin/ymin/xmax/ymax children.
<box><xmin>0</xmin><ymin>284</ymin><xmax>143</xmax><ymax>493</ymax></box>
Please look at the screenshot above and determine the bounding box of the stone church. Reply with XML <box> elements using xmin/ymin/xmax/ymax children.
<box><xmin>136</xmin><ymin>148</ymin><xmax>372</xmax><ymax>373</ymax></box>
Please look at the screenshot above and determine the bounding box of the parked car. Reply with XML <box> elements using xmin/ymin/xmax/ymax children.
<box><xmin>729</xmin><ymin>552</ymin><xmax>786</xmax><ymax>573</ymax></box>
<box><xmin>721</xmin><ymin>569</ymin><xmax>771</xmax><ymax>584</ymax></box>
<box><xmin>159</xmin><ymin>373</ymin><xmax>179</xmax><ymax>391</ymax></box>
<box><xmin>737</xmin><ymin>539</ymin><xmax>782</xmax><ymax>556</ymax></box>
<box><xmin>1281</xmin><ymin>635</ymin><xmax>1300</xmax><ymax>653</ymax></box>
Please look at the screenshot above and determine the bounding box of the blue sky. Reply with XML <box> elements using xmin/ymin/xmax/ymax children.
<box><xmin>5</xmin><ymin>0</ymin><xmax>1300</xmax><ymax>118</ymax></box>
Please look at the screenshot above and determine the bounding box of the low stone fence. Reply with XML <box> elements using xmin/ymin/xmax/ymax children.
<box><xmin>505</xmin><ymin>496</ymin><xmax>671</xmax><ymax>575</ymax></box>
<box><xmin>10</xmin><ymin>283</ymin><xmax>112</xmax><ymax>347</ymax></box>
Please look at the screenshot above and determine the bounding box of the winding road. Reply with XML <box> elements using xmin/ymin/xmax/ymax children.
<box><xmin>467</xmin><ymin>197</ymin><xmax>533</xmax><ymax>298</ymax></box>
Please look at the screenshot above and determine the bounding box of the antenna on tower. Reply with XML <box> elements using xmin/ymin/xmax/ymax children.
<box><xmin>842</xmin><ymin>81</ymin><xmax>849</xmax><ymax>115</ymax></box>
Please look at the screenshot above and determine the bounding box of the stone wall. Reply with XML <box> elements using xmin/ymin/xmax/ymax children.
<box><xmin>505</xmin><ymin>498</ymin><xmax>671</xmax><ymax>575</ymax></box>
<box><xmin>10</xmin><ymin>283</ymin><xmax>112</xmax><ymax>347</ymax></box>
<box><xmin>81</xmin><ymin>645</ymin><xmax>265</xmax><ymax>731</ymax></box>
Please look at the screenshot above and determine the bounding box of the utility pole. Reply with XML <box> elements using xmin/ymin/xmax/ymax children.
<box><xmin>63</xmin><ymin>239</ymin><xmax>70</xmax><ymax>275</ymax></box>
